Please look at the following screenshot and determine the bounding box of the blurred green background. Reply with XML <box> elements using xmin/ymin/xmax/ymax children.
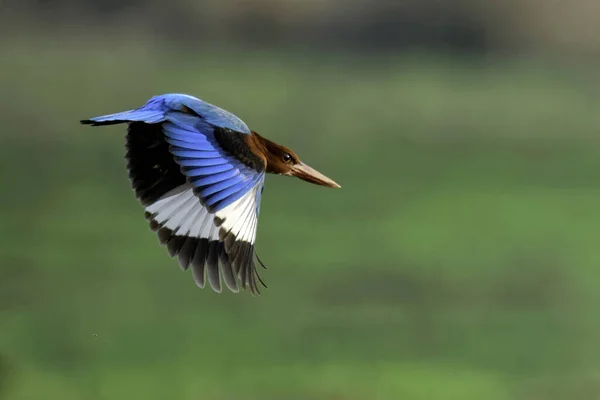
<box><xmin>2</xmin><ymin>1</ymin><xmax>600</xmax><ymax>399</ymax></box>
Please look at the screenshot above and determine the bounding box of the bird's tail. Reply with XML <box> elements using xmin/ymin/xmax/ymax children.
<box><xmin>80</xmin><ymin>108</ymin><xmax>165</xmax><ymax>126</ymax></box>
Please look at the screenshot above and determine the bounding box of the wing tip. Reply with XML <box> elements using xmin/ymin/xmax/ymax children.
<box><xmin>145</xmin><ymin>192</ymin><xmax>267</xmax><ymax>295</ymax></box>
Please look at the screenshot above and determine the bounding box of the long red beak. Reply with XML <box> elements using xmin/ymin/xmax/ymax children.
<box><xmin>290</xmin><ymin>162</ymin><xmax>341</xmax><ymax>188</ymax></box>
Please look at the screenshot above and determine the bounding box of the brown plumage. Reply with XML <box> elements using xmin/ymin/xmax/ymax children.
<box><xmin>246</xmin><ymin>131</ymin><xmax>341</xmax><ymax>187</ymax></box>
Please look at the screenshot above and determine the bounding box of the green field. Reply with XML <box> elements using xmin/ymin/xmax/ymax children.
<box><xmin>2</xmin><ymin>41</ymin><xmax>600</xmax><ymax>399</ymax></box>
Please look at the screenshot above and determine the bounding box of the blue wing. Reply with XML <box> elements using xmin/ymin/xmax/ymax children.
<box><xmin>82</xmin><ymin>94</ymin><xmax>267</xmax><ymax>294</ymax></box>
<box><xmin>84</xmin><ymin>93</ymin><xmax>251</xmax><ymax>134</ymax></box>
<box><xmin>163</xmin><ymin>115</ymin><xmax>263</xmax><ymax>213</ymax></box>
<box><xmin>83</xmin><ymin>93</ymin><xmax>263</xmax><ymax>213</ymax></box>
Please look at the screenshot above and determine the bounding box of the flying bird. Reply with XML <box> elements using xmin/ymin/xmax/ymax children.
<box><xmin>81</xmin><ymin>93</ymin><xmax>340</xmax><ymax>295</ymax></box>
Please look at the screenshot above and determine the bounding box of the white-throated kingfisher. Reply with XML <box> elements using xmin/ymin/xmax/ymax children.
<box><xmin>81</xmin><ymin>94</ymin><xmax>340</xmax><ymax>295</ymax></box>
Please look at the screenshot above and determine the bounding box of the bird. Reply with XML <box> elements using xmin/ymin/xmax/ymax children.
<box><xmin>81</xmin><ymin>93</ymin><xmax>340</xmax><ymax>295</ymax></box>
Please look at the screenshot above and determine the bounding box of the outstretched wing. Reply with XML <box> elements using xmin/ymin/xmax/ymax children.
<box><xmin>82</xmin><ymin>94</ymin><xmax>267</xmax><ymax>294</ymax></box>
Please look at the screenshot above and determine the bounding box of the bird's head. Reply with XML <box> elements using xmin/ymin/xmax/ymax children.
<box><xmin>252</xmin><ymin>132</ymin><xmax>341</xmax><ymax>188</ymax></box>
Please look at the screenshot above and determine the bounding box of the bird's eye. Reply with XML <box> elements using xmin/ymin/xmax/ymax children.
<box><xmin>283</xmin><ymin>153</ymin><xmax>292</xmax><ymax>163</ymax></box>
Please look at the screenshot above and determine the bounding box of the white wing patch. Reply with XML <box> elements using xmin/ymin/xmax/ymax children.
<box><xmin>145</xmin><ymin>183</ymin><xmax>260</xmax><ymax>245</ymax></box>
<box><xmin>146</xmin><ymin>184</ymin><xmax>216</xmax><ymax>240</ymax></box>
<box><xmin>143</xmin><ymin>181</ymin><xmax>265</xmax><ymax>294</ymax></box>
<box><xmin>215</xmin><ymin>182</ymin><xmax>262</xmax><ymax>245</ymax></box>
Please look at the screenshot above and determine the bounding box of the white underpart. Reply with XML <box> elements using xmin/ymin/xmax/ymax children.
<box><xmin>144</xmin><ymin>183</ymin><xmax>260</xmax><ymax>244</ymax></box>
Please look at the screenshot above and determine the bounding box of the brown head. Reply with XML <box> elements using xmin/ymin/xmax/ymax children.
<box><xmin>250</xmin><ymin>131</ymin><xmax>341</xmax><ymax>188</ymax></box>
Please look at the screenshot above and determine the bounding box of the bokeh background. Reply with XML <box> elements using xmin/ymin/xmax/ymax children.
<box><xmin>2</xmin><ymin>1</ymin><xmax>600</xmax><ymax>399</ymax></box>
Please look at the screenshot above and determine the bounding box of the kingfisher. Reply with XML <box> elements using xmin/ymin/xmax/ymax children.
<box><xmin>81</xmin><ymin>93</ymin><xmax>340</xmax><ymax>295</ymax></box>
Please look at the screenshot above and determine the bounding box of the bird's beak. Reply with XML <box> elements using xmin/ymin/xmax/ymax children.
<box><xmin>290</xmin><ymin>162</ymin><xmax>341</xmax><ymax>188</ymax></box>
